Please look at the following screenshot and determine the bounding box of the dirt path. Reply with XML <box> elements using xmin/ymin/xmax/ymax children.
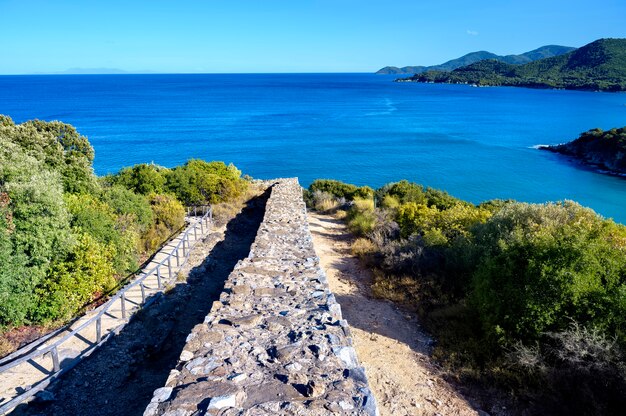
<box><xmin>308</xmin><ymin>212</ymin><xmax>479</xmax><ymax>416</ymax></box>
<box><xmin>11</xmin><ymin>189</ymin><xmax>270</xmax><ymax>416</ymax></box>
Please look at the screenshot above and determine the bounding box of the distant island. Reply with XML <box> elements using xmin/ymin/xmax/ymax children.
<box><xmin>540</xmin><ymin>127</ymin><xmax>626</xmax><ymax>175</ymax></box>
<box><xmin>395</xmin><ymin>38</ymin><xmax>626</xmax><ymax>92</ymax></box>
<box><xmin>376</xmin><ymin>45</ymin><xmax>575</xmax><ymax>74</ymax></box>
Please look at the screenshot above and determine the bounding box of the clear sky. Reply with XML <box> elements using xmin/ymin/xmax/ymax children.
<box><xmin>1</xmin><ymin>0</ymin><xmax>625</xmax><ymax>74</ymax></box>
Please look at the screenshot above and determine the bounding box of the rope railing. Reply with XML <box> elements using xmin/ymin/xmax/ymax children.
<box><xmin>0</xmin><ymin>205</ymin><xmax>213</xmax><ymax>415</ymax></box>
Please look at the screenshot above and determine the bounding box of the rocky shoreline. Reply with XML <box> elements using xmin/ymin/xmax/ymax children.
<box><xmin>539</xmin><ymin>127</ymin><xmax>626</xmax><ymax>177</ymax></box>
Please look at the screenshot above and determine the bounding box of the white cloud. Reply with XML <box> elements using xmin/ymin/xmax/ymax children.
<box><xmin>466</xmin><ymin>30</ymin><xmax>479</xmax><ymax>36</ymax></box>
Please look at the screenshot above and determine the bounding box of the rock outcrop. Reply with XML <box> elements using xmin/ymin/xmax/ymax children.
<box><xmin>144</xmin><ymin>178</ymin><xmax>379</xmax><ymax>416</ymax></box>
<box><xmin>541</xmin><ymin>127</ymin><xmax>626</xmax><ymax>175</ymax></box>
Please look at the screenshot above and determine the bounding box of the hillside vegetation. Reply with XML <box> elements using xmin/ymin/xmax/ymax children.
<box><xmin>306</xmin><ymin>179</ymin><xmax>626</xmax><ymax>415</ymax></box>
<box><xmin>399</xmin><ymin>38</ymin><xmax>626</xmax><ymax>91</ymax></box>
<box><xmin>0</xmin><ymin>116</ymin><xmax>248</xmax><ymax>331</ymax></box>
<box><xmin>542</xmin><ymin>127</ymin><xmax>626</xmax><ymax>174</ymax></box>
<box><xmin>377</xmin><ymin>45</ymin><xmax>575</xmax><ymax>74</ymax></box>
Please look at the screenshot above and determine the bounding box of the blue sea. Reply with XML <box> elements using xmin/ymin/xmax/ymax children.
<box><xmin>1</xmin><ymin>73</ymin><xmax>625</xmax><ymax>221</ymax></box>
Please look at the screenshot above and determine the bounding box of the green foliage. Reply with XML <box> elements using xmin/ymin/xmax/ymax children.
<box><xmin>111</xmin><ymin>163</ymin><xmax>167</xmax><ymax>195</ymax></box>
<box><xmin>308</xmin><ymin>179</ymin><xmax>373</xmax><ymax>201</ymax></box>
<box><xmin>545</xmin><ymin>126</ymin><xmax>626</xmax><ymax>174</ymax></box>
<box><xmin>143</xmin><ymin>193</ymin><xmax>185</xmax><ymax>251</ymax></box>
<box><xmin>396</xmin><ymin>201</ymin><xmax>491</xmax><ymax>243</ymax></box>
<box><xmin>166</xmin><ymin>160</ymin><xmax>247</xmax><ymax>205</ymax></box>
<box><xmin>34</xmin><ymin>232</ymin><xmax>116</xmax><ymax>321</ymax></box>
<box><xmin>377</xmin><ymin>180</ymin><xmax>426</xmax><ymax>205</ymax></box>
<box><xmin>471</xmin><ymin>201</ymin><xmax>626</xmax><ymax>345</ymax></box>
<box><xmin>346</xmin><ymin>198</ymin><xmax>376</xmax><ymax>236</ymax></box>
<box><xmin>312</xmin><ymin>177</ymin><xmax>626</xmax><ymax>411</ymax></box>
<box><xmin>1</xmin><ymin>118</ymin><xmax>97</xmax><ymax>194</ymax></box>
<box><xmin>101</xmin><ymin>185</ymin><xmax>154</xmax><ymax>232</ymax></box>
<box><xmin>0</xmin><ymin>115</ymin><xmax>250</xmax><ymax>329</ymax></box>
<box><xmin>377</xmin><ymin>180</ymin><xmax>462</xmax><ymax>210</ymax></box>
<box><xmin>65</xmin><ymin>193</ymin><xmax>139</xmax><ymax>274</ymax></box>
<box><xmin>0</xmin><ymin>139</ymin><xmax>72</xmax><ymax>326</ymax></box>
<box><xmin>403</xmin><ymin>38</ymin><xmax>626</xmax><ymax>91</ymax></box>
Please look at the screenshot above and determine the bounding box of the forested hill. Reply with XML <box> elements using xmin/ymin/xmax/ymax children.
<box><xmin>377</xmin><ymin>45</ymin><xmax>575</xmax><ymax>74</ymax></box>
<box><xmin>541</xmin><ymin>127</ymin><xmax>626</xmax><ymax>174</ymax></box>
<box><xmin>397</xmin><ymin>38</ymin><xmax>626</xmax><ymax>92</ymax></box>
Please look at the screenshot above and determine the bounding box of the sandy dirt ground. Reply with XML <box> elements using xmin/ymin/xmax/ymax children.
<box><xmin>308</xmin><ymin>212</ymin><xmax>480</xmax><ymax>416</ymax></box>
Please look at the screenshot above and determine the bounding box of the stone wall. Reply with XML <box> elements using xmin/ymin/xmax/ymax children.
<box><xmin>144</xmin><ymin>178</ymin><xmax>379</xmax><ymax>416</ymax></box>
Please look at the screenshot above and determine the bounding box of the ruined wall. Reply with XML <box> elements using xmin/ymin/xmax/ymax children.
<box><xmin>144</xmin><ymin>178</ymin><xmax>379</xmax><ymax>416</ymax></box>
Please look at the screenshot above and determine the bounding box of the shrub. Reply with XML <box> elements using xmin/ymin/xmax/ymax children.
<box><xmin>509</xmin><ymin>323</ymin><xmax>626</xmax><ymax>416</ymax></box>
<box><xmin>143</xmin><ymin>193</ymin><xmax>185</xmax><ymax>251</ymax></box>
<box><xmin>101</xmin><ymin>185</ymin><xmax>154</xmax><ymax>233</ymax></box>
<box><xmin>112</xmin><ymin>163</ymin><xmax>167</xmax><ymax>195</ymax></box>
<box><xmin>377</xmin><ymin>180</ymin><xmax>426</xmax><ymax>205</ymax></box>
<box><xmin>0</xmin><ymin>140</ymin><xmax>72</xmax><ymax>326</ymax></box>
<box><xmin>471</xmin><ymin>201</ymin><xmax>626</xmax><ymax>345</ymax></box>
<box><xmin>15</xmin><ymin>119</ymin><xmax>97</xmax><ymax>194</ymax></box>
<box><xmin>351</xmin><ymin>238</ymin><xmax>377</xmax><ymax>257</ymax></box>
<box><xmin>65</xmin><ymin>193</ymin><xmax>138</xmax><ymax>274</ymax></box>
<box><xmin>309</xmin><ymin>190</ymin><xmax>341</xmax><ymax>213</ymax></box>
<box><xmin>166</xmin><ymin>160</ymin><xmax>247</xmax><ymax>205</ymax></box>
<box><xmin>33</xmin><ymin>232</ymin><xmax>116</xmax><ymax>321</ymax></box>
<box><xmin>347</xmin><ymin>198</ymin><xmax>376</xmax><ymax>236</ymax></box>
<box><xmin>308</xmin><ymin>179</ymin><xmax>373</xmax><ymax>200</ymax></box>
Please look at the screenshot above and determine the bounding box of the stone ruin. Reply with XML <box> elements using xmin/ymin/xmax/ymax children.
<box><xmin>144</xmin><ymin>178</ymin><xmax>379</xmax><ymax>415</ymax></box>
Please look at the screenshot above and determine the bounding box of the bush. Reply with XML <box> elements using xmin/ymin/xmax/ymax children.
<box><xmin>65</xmin><ymin>193</ymin><xmax>138</xmax><ymax>274</ymax></box>
<box><xmin>33</xmin><ymin>232</ymin><xmax>116</xmax><ymax>321</ymax></box>
<box><xmin>347</xmin><ymin>198</ymin><xmax>376</xmax><ymax>236</ymax></box>
<box><xmin>0</xmin><ymin>140</ymin><xmax>72</xmax><ymax>326</ymax></box>
<box><xmin>377</xmin><ymin>180</ymin><xmax>426</xmax><ymax>205</ymax></box>
<box><xmin>351</xmin><ymin>238</ymin><xmax>377</xmax><ymax>257</ymax></box>
<box><xmin>101</xmin><ymin>185</ymin><xmax>154</xmax><ymax>233</ymax></box>
<box><xmin>309</xmin><ymin>190</ymin><xmax>342</xmax><ymax>213</ymax></box>
<box><xmin>308</xmin><ymin>179</ymin><xmax>373</xmax><ymax>200</ymax></box>
<box><xmin>112</xmin><ymin>163</ymin><xmax>167</xmax><ymax>195</ymax></box>
<box><xmin>471</xmin><ymin>201</ymin><xmax>626</xmax><ymax>345</ymax></box>
<box><xmin>143</xmin><ymin>193</ymin><xmax>185</xmax><ymax>251</ymax></box>
<box><xmin>166</xmin><ymin>160</ymin><xmax>247</xmax><ymax>205</ymax></box>
<box><xmin>13</xmin><ymin>119</ymin><xmax>97</xmax><ymax>194</ymax></box>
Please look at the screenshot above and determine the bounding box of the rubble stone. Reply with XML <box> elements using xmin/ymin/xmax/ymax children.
<box><xmin>145</xmin><ymin>179</ymin><xmax>379</xmax><ymax>415</ymax></box>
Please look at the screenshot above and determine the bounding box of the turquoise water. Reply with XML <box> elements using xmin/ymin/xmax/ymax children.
<box><xmin>1</xmin><ymin>73</ymin><xmax>625</xmax><ymax>221</ymax></box>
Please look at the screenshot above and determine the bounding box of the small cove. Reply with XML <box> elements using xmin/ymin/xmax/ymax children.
<box><xmin>1</xmin><ymin>73</ymin><xmax>625</xmax><ymax>221</ymax></box>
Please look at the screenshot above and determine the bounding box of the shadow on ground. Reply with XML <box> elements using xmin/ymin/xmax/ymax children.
<box><xmin>308</xmin><ymin>215</ymin><xmax>433</xmax><ymax>354</ymax></box>
<box><xmin>13</xmin><ymin>188</ymin><xmax>270</xmax><ymax>416</ymax></box>
<box><xmin>308</xmin><ymin>212</ymin><xmax>486</xmax><ymax>415</ymax></box>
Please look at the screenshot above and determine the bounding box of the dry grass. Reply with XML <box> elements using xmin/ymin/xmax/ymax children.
<box><xmin>371</xmin><ymin>270</ymin><xmax>420</xmax><ymax>304</ymax></box>
<box><xmin>334</xmin><ymin>209</ymin><xmax>347</xmax><ymax>220</ymax></box>
<box><xmin>351</xmin><ymin>237</ymin><xmax>377</xmax><ymax>257</ymax></box>
<box><xmin>315</xmin><ymin>198</ymin><xmax>340</xmax><ymax>213</ymax></box>
<box><xmin>211</xmin><ymin>183</ymin><xmax>264</xmax><ymax>226</ymax></box>
<box><xmin>0</xmin><ymin>337</ymin><xmax>15</xmax><ymax>358</ymax></box>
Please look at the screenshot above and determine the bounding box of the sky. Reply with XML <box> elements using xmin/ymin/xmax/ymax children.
<box><xmin>1</xmin><ymin>0</ymin><xmax>625</xmax><ymax>74</ymax></box>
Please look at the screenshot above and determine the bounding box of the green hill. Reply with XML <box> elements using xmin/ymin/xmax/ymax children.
<box><xmin>377</xmin><ymin>45</ymin><xmax>574</xmax><ymax>74</ymax></box>
<box><xmin>399</xmin><ymin>38</ymin><xmax>626</xmax><ymax>91</ymax></box>
<box><xmin>541</xmin><ymin>127</ymin><xmax>626</xmax><ymax>174</ymax></box>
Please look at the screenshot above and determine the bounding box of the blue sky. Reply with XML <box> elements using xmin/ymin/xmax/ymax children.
<box><xmin>1</xmin><ymin>0</ymin><xmax>625</xmax><ymax>74</ymax></box>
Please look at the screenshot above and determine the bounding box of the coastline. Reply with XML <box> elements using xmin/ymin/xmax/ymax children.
<box><xmin>538</xmin><ymin>145</ymin><xmax>626</xmax><ymax>179</ymax></box>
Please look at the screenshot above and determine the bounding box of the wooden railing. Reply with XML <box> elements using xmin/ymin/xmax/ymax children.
<box><xmin>0</xmin><ymin>206</ymin><xmax>212</xmax><ymax>415</ymax></box>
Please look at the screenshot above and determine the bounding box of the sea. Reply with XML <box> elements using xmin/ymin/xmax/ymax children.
<box><xmin>1</xmin><ymin>73</ymin><xmax>625</xmax><ymax>222</ymax></box>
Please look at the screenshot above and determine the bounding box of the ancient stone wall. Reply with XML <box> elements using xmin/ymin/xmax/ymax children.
<box><xmin>144</xmin><ymin>178</ymin><xmax>379</xmax><ymax>416</ymax></box>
